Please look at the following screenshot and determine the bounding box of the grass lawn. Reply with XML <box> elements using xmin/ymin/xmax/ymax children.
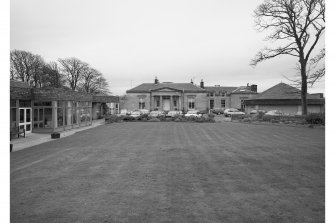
<box><xmin>11</xmin><ymin>122</ymin><xmax>325</xmax><ymax>223</ymax></box>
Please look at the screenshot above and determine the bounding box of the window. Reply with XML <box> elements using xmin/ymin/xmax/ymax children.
<box><xmin>34</xmin><ymin>101</ymin><xmax>51</xmax><ymax>106</ymax></box>
<box><xmin>188</xmin><ymin>97</ymin><xmax>195</xmax><ymax>109</ymax></box>
<box><xmin>57</xmin><ymin>108</ymin><xmax>64</xmax><ymax>127</ymax></box>
<box><xmin>57</xmin><ymin>101</ymin><xmax>64</xmax><ymax>107</ymax></box>
<box><xmin>241</xmin><ymin>100</ymin><xmax>245</xmax><ymax>112</ymax></box>
<box><xmin>33</xmin><ymin>102</ymin><xmax>51</xmax><ymax>129</ymax></box>
<box><xmin>221</xmin><ymin>99</ymin><xmax>225</xmax><ymax>108</ymax></box>
<box><xmin>139</xmin><ymin>98</ymin><xmax>145</xmax><ymax>109</ymax></box>
<box><xmin>210</xmin><ymin>92</ymin><xmax>214</xmax><ymax>97</ymax></box>
<box><xmin>19</xmin><ymin>100</ymin><xmax>31</xmax><ymax>107</ymax></box>
<box><xmin>11</xmin><ymin>108</ymin><xmax>17</xmax><ymax>128</ymax></box>
<box><xmin>156</xmin><ymin>99</ymin><xmax>160</xmax><ymax>107</ymax></box>
<box><xmin>210</xmin><ymin>99</ymin><xmax>214</xmax><ymax>109</ymax></box>
<box><xmin>44</xmin><ymin>108</ymin><xmax>53</xmax><ymax>128</ymax></box>
<box><xmin>173</xmin><ymin>100</ymin><xmax>177</xmax><ymax>107</ymax></box>
<box><xmin>10</xmin><ymin>100</ymin><xmax>17</xmax><ymax>128</ymax></box>
<box><xmin>72</xmin><ymin>108</ymin><xmax>77</xmax><ymax>124</ymax></box>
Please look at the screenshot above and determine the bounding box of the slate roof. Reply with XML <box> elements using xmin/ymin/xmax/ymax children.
<box><xmin>246</xmin><ymin>83</ymin><xmax>323</xmax><ymax>100</ymax></box>
<box><xmin>204</xmin><ymin>86</ymin><xmax>238</xmax><ymax>93</ymax></box>
<box><xmin>10</xmin><ymin>80</ymin><xmax>30</xmax><ymax>88</ymax></box>
<box><xmin>230</xmin><ymin>86</ymin><xmax>258</xmax><ymax>94</ymax></box>
<box><xmin>126</xmin><ymin>83</ymin><xmax>206</xmax><ymax>93</ymax></box>
<box><xmin>10</xmin><ymin>80</ymin><xmax>119</xmax><ymax>103</ymax></box>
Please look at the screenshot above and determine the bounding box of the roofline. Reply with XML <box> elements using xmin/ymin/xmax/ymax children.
<box><xmin>244</xmin><ymin>98</ymin><xmax>325</xmax><ymax>105</ymax></box>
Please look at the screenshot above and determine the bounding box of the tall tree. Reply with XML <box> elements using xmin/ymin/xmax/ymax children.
<box><xmin>251</xmin><ymin>0</ymin><xmax>325</xmax><ymax>115</ymax></box>
<box><xmin>42</xmin><ymin>61</ymin><xmax>65</xmax><ymax>88</ymax></box>
<box><xmin>30</xmin><ymin>54</ymin><xmax>45</xmax><ymax>88</ymax></box>
<box><xmin>10</xmin><ymin>50</ymin><xmax>36</xmax><ymax>83</ymax></box>
<box><xmin>58</xmin><ymin>57</ymin><xmax>88</xmax><ymax>90</ymax></box>
<box><xmin>79</xmin><ymin>67</ymin><xmax>111</xmax><ymax>94</ymax></box>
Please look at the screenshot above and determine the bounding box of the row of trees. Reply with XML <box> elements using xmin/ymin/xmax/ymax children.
<box><xmin>10</xmin><ymin>50</ymin><xmax>111</xmax><ymax>94</ymax></box>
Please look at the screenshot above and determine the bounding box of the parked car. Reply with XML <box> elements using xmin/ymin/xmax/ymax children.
<box><xmin>211</xmin><ymin>108</ymin><xmax>225</xmax><ymax>115</ymax></box>
<box><xmin>250</xmin><ymin>109</ymin><xmax>266</xmax><ymax>115</ymax></box>
<box><xmin>117</xmin><ymin>109</ymin><xmax>128</xmax><ymax>117</ymax></box>
<box><xmin>265</xmin><ymin>110</ymin><xmax>284</xmax><ymax>116</ymax></box>
<box><xmin>224</xmin><ymin>108</ymin><xmax>245</xmax><ymax>117</ymax></box>
<box><xmin>138</xmin><ymin>109</ymin><xmax>150</xmax><ymax>115</ymax></box>
<box><xmin>184</xmin><ymin>110</ymin><xmax>202</xmax><ymax>118</ymax></box>
<box><xmin>149</xmin><ymin>110</ymin><xmax>165</xmax><ymax>118</ymax></box>
<box><xmin>166</xmin><ymin>110</ymin><xmax>183</xmax><ymax>117</ymax></box>
<box><xmin>130</xmin><ymin>111</ymin><xmax>141</xmax><ymax>118</ymax></box>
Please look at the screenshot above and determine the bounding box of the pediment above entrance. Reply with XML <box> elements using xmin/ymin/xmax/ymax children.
<box><xmin>152</xmin><ymin>87</ymin><xmax>181</xmax><ymax>92</ymax></box>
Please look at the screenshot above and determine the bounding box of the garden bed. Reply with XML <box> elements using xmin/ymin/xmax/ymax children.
<box><xmin>105</xmin><ymin>114</ymin><xmax>216</xmax><ymax>123</ymax></box>
<box><xmin>233</xmin><ymin>112</ymin><xmax>325</xmax><ymax>127</ymax></box>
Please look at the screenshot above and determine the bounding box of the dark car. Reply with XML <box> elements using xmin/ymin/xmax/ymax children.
<box><xmin>211</xmin><ymin>108</ymin><xmax>225</xmax><ymax>115</ymax></box>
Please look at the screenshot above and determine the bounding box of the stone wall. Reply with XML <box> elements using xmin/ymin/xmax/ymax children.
<box><xmin>230</xmin><ymin>93</ymin><xmax>257</xmax><ymax>109</ymax></box>
<box><xmin>124</xmin><ymin>93</ymin><xmax>150</xmax><ymax>111</ymax></box>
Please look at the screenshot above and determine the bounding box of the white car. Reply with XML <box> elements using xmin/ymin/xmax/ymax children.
<box><xmin>117</xmin><ymin>109</ymin><xmax>128</xmax><ymax>116</ymax></box>
<box><xmin>250</xmin><ymin>109</ymin><xmax>266</xmax><ymax>115</ymax></box>
<box><xmin>224</xmin><ymin>108</ymin><xmax>245</xmax><ymax>117</ymax></box>
<box><xmin>130</xmin><ymin>111</ymin><xmax>141</xmax><ymax>117</ymax></box>
<box><xmin>166</xmin><ymin>110</ymin><xmax>183</xmax><ymax>117</ymax></box>
<box><xmin>149</xmin><ymin>110</ymin><xmax>165</xmax><ymax>117</ymax></box>
<box><xmin>265</xmin><ymin>110</ymin><xmax>283</xmax><ymax>116</ymax></box>
<box><xmin>184</xmin><ymin>110</ymin><xmax>202</xmax><ymax>118</ymax></box>
<box><xmin>138</xmin><ymin>109</ymin><xmax>150</xmax><ymax>115</ymax></box>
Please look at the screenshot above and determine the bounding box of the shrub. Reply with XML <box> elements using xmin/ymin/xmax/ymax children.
<box><xmin>208</xmin><ymin>113</ymin><xmax>215</xmax><ymax>119</ymax></box>
<box><xmin>105</xmin><ymin>115</ymin><xmax>121</xmax><ymax>123</ymax></box>
<box><xmin>123</xmin><ymin>116</ymin><xmax>135</xmax><ymax>121</ymax></box>
<box><xmin>305</xmin><ymin>113</ymin><xmax>325</xmax><ymax>125</ymax></box>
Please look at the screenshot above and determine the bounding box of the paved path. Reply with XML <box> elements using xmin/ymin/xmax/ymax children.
<box><xmin>11</xmin><ymin>120</ymin><xmax>105</xmax><ymax>152</ymax></box>
<box><xmin>11</xmin><ymin>122</ymin><xmax>325</xmax><ymax>223</ymax></box>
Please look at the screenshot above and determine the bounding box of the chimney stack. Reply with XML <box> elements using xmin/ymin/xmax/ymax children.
<box><xmin>154</xmin><ymin>76</ymin><xmax>159</xmax><ymax>84</ymax></box>
<box><xmin>190</xmin><ymin>79</ymin><xmax>194</xmax><ymax>84</ymax></box>
<box><xmin>200</xmin><ymin>79</ymin><xmax>204</xmax><ymax>89</ymax></box>
<box><xmin>250</xmin><ymin>84</ymin><xmax>257</xmax><ymax>92</ymax></box>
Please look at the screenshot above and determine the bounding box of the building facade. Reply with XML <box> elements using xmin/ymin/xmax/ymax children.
<box><xmin>123</xmin><ymin>78</ymin><xmax>258</xmax><ymax>112</ymax></box>
<box><xmin>10</xmin><ymin>80</ymin><xmax>119</xmax><ymax>135</ymax></box>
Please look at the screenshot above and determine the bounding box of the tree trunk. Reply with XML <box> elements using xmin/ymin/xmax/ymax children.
<box><xmin>300</xmin><ymin>61</ymin><xmax>308</xmax><ymax>115</ymax></box>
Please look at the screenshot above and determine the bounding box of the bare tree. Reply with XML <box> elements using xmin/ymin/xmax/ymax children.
<box><xmin>10</xmin><ymin>50</ymin><xmax>36</xmax><ymax>83</ymax></box>
<box><xmin>78</xmin><ymin>67</ymin><xmax>111</xmax><ymax>94</ymax></box>
<box><xmin>58</xmin><ymin>57</ymin><xmax>88</xmax><ymax>90</ymax></box>
<box><xmin>31</xmin><ymin>55</ymin><xmax>46</xmax><ymax>88</ymax></box>
<box><xmin>93</xmin><ymin>76</ymin><xmax>111</xmax><ymax>95</ymax></box>
<box><xmin>251</xmin><ymin>0</ymin><xmax>325</xmax><ymax>115</ymax></box>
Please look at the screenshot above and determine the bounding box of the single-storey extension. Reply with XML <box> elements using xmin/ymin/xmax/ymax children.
<box><xmin>10</xmin><ymin>80</ymin><xmax>119</xmax><ymax>135</ymax></box>
<box><xmin>244</xmin><ymin>82</ymin><xmax>325</xmax><ymax>115</ymax></box>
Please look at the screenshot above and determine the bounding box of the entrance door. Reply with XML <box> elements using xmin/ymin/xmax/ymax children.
<box><xmin>163</xmin><ymin>99</ymin><xmax>171</xmax><ymax>111</ymax></box>
<box><xmin>19</xmin><ymin>108</ymin><xmax>32</xmax><ymax>134</ymax></box>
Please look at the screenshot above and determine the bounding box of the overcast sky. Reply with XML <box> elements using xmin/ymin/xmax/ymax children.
<box><xmin>11</xmin><ymin>0</ymin><xmax>325</xmax><ymax>95</ymax></box>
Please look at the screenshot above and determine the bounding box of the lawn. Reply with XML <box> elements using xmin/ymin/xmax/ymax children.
<box><xmin>11</xmin><ymin>122</ymin><xmax>325</xmax><ymax>223</ymax></box>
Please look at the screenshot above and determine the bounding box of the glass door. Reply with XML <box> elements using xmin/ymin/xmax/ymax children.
<box><xmin>19</xmin><ymin>108</ymin><xmax>32</xmax><ymax>134</ymax></box>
